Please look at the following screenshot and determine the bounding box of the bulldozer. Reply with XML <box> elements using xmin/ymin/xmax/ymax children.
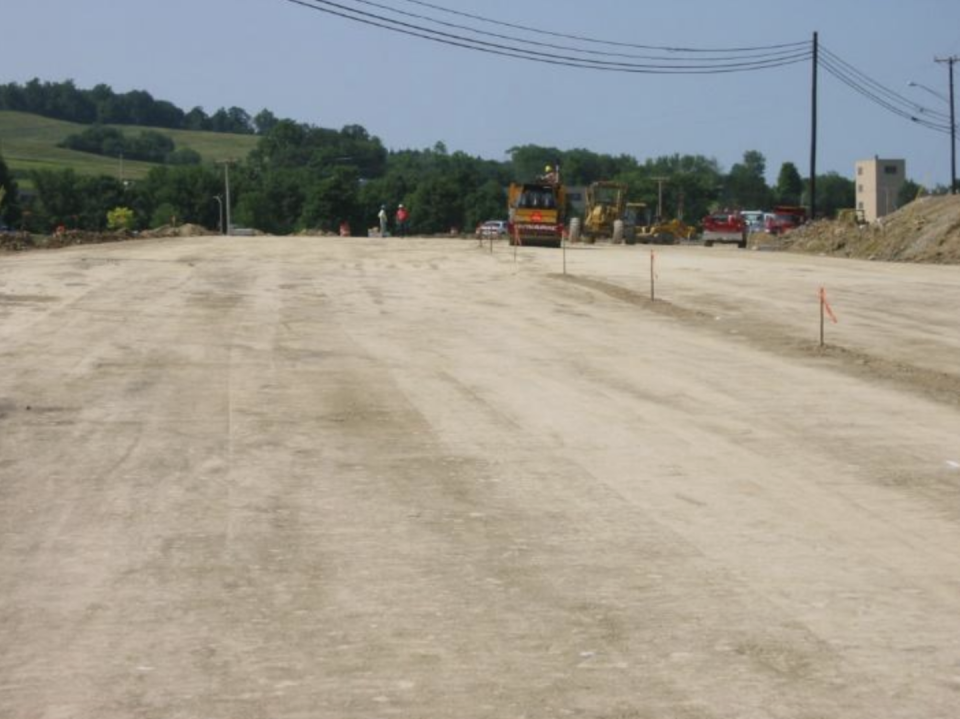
<box><xmin>582</xmin><ymin>182</ymin><xmax>627</xmax><ymax>241</ymax></box>
<box><xmin>622</xmin><ymin>202</ymin><xmax>694</xmax><ymax>244</ymax></box>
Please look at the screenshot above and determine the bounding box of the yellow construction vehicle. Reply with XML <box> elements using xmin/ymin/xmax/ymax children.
<box><xmin>583</xmin><ymin>182</ymin><xmax>627</xmax><ymax>241</ymax></box>
<box><xmin>507</xmin><ymin>181</ymin><xmax>566</xmax><ymax>247</ymax></box>
<box><xmin>638</xmin><ymin>217</ymin><xmax>697</xmax><ymax>244</ymax></box>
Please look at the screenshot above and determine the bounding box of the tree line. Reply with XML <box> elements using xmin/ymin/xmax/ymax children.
<box><xmin>0</xmin><ymin>79</ymin><xmax>279</xmax><ymax>135</ymax></box>
<box><xmin>0</xmin><ymin>78</ymin><xmax>938</xmax><ymax>237</ymax></box>
<box><xmin>58</xmin><ymin>126</ymin><xmax>201</xmax><ymax>166</ymax></box>
<box><xmin>3</xmin><ymin>113</ymin><xmax>933</xmax><ymax>237</ymax></box>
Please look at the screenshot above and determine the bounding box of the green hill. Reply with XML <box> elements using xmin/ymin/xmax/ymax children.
<box><xmin>0</xmin><ymin>111</ymin><xmax>259</xmax><ymax>185</ymax></box>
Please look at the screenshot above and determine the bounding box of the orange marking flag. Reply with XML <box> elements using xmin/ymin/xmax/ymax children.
<box><xmin>820</xmin><ymin>287</ymin><xmax>838</xmax><ymax>324</ymax></box>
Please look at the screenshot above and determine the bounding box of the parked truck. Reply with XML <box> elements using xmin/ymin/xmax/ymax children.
<box><xmin>702</xmin><ymin>212</ymin><xmax>748</xmax><ymax>248</ymax></box>
<box><xmin>507</xmin><ymin>181</ymin><xmax>566</xmax><ymax>247</ymax></box>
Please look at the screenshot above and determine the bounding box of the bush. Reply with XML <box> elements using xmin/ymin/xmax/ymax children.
<box><xmin>165</xmin><ymin>147</ymin><xmax>202</xmax><ymax>166</ymax></box>
<box><xmin>106</xmin><ymin>206</ymin><xmax>135</xmax><ymax>231</ymax></box>
<box><xmin>150</xmin><ymin>202</ymin><xmax>179</xmax><ymax>228</ymax></box>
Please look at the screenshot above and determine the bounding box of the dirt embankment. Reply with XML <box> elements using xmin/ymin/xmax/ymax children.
<box><xmin>783</xmin><ymin>194</ymin><xmax>960</xmax><ymax>264</ymax></box>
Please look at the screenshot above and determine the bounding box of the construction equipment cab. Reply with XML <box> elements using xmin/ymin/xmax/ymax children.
<box><xmin>583</xmin><ymin>182</ymin><xmax>627</xmax><ymax>241</ymax></box>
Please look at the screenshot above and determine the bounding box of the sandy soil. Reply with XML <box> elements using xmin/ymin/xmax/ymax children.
<box><xmin>2</xmin><ymin>236</ymin><xmax>960</xmax><ymax>719</ymax></box>
<box><xmin>784</xmin><ymin>194</ymin><xmax>960</xmax><ymax>264</ymax></box>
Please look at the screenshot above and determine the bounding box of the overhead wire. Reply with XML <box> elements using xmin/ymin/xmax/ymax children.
<box><xmin>284</xmin><ymin>0</ymin><xmax>952</xmax><ymax>137</ymax></box>
<box><xmin>284</xmin><ymin>0</ymin><xmax>813</xmax><ymax>74</ymax></box>
<box><xmin>821</xmin><ymin>46</ymin><xmax>952</xmax><ymax>123</ymax></box>
<box><xmin>819</xmin><ymin>45</ymin><xmax>954</xmax><ymax>135</ymax></box>
<box><xmin>345</xmin><ymin>0</ymin><xmax>810</xmax><ymax>62</ymax></box>
<box><xmin>396</xmin><ymin>0</ymin><xmax>811</xmax><ymax>54</ymax></box>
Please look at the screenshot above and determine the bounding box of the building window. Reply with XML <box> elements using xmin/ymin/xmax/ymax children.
<box><xmin>857</xmin><ymin>167</ymin><xmax>863</xmax><ymax>176</ymax></box>
<box><xmin>884</xmin><ymin>165</ymin><xmax>899</xmax><ymax>175</ymax></box>
<box><xmin>858</xmin><ymin>185</ymin><xmax>864</xmax><ymax>193</ymax></box>
<box><xmin>858</xmin><ymin>201</ymin><xmax>864</xmax><ymax>210</ymax></box>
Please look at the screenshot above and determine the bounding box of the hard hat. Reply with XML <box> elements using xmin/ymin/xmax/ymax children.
<box><xmin>545</xmin><ymin>165</ymin><xmax>553</xmax><ymax>172</ymax></box>
<box><xmin>399</xmin><ymin>204</ymin><xmax>404</xmax><ymax>208</ymax></box>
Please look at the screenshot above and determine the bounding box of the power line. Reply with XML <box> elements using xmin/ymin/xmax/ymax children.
<box><xmin>396</xmin><ymin>0</ymin><xmax>811</xmax><ymax>55</ymax></box>
<box><xmin>346</xmin><ymin>0</ymin><xmax>810</xmax><ymax>62</ymax></box>
<box><xmin>285</xmin><ymin>0</ymin><xmax>812</xmax><ymax>74</ymax></box>
<box><xmin>818</xmin><ymin>49</ymin><xmax>954</xmax><ymax>135</ymax></box>
<box><xmin>821</xmin><ymin>46</ymin><xmax>951</xmax><ymax>123</ymax></box>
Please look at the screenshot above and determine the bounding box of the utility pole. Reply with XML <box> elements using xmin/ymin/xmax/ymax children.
<box><xmin>213</xmin><ymin>195</ymin><xmax>224</xmax><ymax>235</ymax></box>
<box><xmin>935</xmin><ymin>55</ymin><xmax>958</xmax><ymax>194</ymax></box>
<box><xmin>809</xmin><ymin>31</ymin><xmax>819</xmax><ymax>219</ymax></box>
<box><xmin>653</xmin><ymin>176</ymin><xmax>669</xmax><ymax>221</ymax></box>
<box><xmin>217</xmin><ymin>160</ymin><xmax>236</xmax><ymax>235</ymax></box>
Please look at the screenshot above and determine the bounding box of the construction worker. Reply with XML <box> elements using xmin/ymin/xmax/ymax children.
<box><xmin>378</xmin><ymin>205</ymin><xmax>388</xmax><ymax>237</ymax></box>
<box><xmin>396</xmin><ymin>204</ymin><xmax>409</xmax><ymax>237</ymax></box>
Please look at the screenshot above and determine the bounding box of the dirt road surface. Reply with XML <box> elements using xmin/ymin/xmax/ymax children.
<box><xmin>2</xmin><ymin>237</ymin><xmax>960</xmax><ymax>719</ymax></box>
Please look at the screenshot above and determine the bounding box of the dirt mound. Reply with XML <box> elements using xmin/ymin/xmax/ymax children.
<box><xmin>1</xmin><ymin>224</ymin><xmax>216</xmax><ymax>253</ymax></box>
<box><xmin>783</xmin><ymin>195</ymin><xmax>960</xmax><ymax>264</ymax></box>
<box><xmin>140</xmin><ymin>224</ymin><xmax>215</xmax><ymax>239</ymax></box>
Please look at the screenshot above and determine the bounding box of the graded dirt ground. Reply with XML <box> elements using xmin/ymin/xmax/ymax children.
<box><xmin>1</xmin><ymin>236</ymin><xmax>959</xmax><ymax>719</ymax></box>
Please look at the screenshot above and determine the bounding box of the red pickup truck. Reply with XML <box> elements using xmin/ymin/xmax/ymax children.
<box><xmin>702</xmin><ymin>213</ymin><xmax>747</xmax><ymax>248</ymax></box>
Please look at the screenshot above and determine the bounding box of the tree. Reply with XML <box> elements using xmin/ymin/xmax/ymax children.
<box><xmin>509</xmin><ymin>145</ymin><xmax>563</xmax><ymax>182</ymax></box>
<box><xmin>775</xmin><ymin>162</ymin><xmax>804</xmax><ymax>205</ymax></box>
<box><xmin>165</xmin><ymin>148</ymin><xmax>202</xmax><ymax>166</ymax></box>
<box><xmin>897</xmin><ymin>179</ymin><xmax>924</xmax><ymax>207</ymax></box>
<box><xmin>726</xmin><ymin>150</ymin><xmax>771</xmax><ymax>209</ymax></box>
<box><xmin>300</xmin><ymin>167</ymin><xmax>361</xmax><ymax>233</ymax></box>
<box><xmin>0</xmin><ymin>152</ymin><xmax>22</xmax><ymax>227</ymax></box>
<box><xmin>139</xmin><ymin>165</ymin><xmax>222</xmax><ymax>229</ymax></box>
<box><xmin>805</xmin><ymin>172</ymin><xmax>855</xmax><ymax>219</ymax></box>
<box><xmin>616</xmin><ymin>154</ymin><xmax>723</xmax><ymax>222</ymax></box>
<box><xmin>28</xmin><ymin>168</ymin><xmax>84</xmax><ymax>230</ymax></box>
<box><xmin>463</xmin><ymin>180</ymin><xmax>506</xmax><ymax>230</ymax></box>
<box><xmin>408</xmin><ymin>174</ymin><xmax>465</xmax><ymax>234</ymax></box>
<box><xmin>184</xmin><ymin>106</ymin><xmax>211</xmax><ymax>131</ymax></box>
<box><xmin>253</xmin><ymin>109</ymin><xmax>279</xmax><ymax>135</ymax></box>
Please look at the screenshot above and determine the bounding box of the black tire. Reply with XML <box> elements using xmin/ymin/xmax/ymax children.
<box><xmin>704</xmin><ymin>239</ymin><xmax>714</xmax><ymax>248</ymax></box>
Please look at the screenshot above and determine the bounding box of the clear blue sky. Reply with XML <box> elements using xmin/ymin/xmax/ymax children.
<box><xmin>4</xmin><ymin>0</ymin><xmax>959</xmax><ymax>186</ymax></box>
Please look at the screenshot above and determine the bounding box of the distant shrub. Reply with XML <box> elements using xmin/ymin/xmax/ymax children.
<box><xmin>106</xmin><ymin>206</ymin><xmax>135</xmax><ymax>231</ymax></box>
<box><xmin>165</xmin><ymin>147</ymin><xmax>202</xmax><ymax>166</ymax></box>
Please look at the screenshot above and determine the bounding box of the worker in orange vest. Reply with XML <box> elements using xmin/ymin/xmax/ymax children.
<box><xmin>396</xmin><ymin>204</ymin><xmax>409</xmax><ymax>237</ymax></box>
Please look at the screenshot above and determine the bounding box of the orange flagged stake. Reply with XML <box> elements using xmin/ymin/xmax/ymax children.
<box><xmin>819</xmin><ymin>286</ymin><xmax>838</xmax><ymax>347</ymax></box>
<box><xmin>820</xmin><ymin>287</ymin><xmax>838</xmax><ymax>323</ymax></box>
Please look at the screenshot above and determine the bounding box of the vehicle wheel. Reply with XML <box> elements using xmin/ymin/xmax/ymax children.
<box><xmin>612</xmin><ymin>220</ymin><xmax>624</xmax><ymax>244</ymax></box>
<box><xmin>704</xmin><ymin>240</ymin><xmax>714</xmax><ymax>247</ymax></box>
<box><xmin>738</xmin><ymin>239</ymin><xmax>747</xmax><ymax>249</ymax></box>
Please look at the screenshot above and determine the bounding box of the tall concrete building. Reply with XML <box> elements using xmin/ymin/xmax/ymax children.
<box><xmin>855</xmin><ymin>158</ymin><xmax>905</xmax><ymax>223</ymax></box>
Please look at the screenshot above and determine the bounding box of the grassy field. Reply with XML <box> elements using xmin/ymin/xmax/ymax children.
<box><xmin>0</xmin><ymin>111</ymin><xmax>259</xmax><ymax>186</ymax></box>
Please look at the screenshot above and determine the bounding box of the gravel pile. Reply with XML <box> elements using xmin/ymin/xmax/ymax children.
<box><xmin>783</xmin><ymin>195</ymin><xmax>960</xmax><ymax>264</ymax></box>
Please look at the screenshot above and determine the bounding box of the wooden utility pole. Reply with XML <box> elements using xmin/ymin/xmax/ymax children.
<box><xmin>935</xmin><ymin>55</ymin><xmax>958</xmax><ymax>194</ymax></box>
<box><xmin>809</xmin><ymin>32</ymin><xmax>819</xmax><ymax>220</ymax></box>
<box><xmin>652</xmin><ymin>177</ymin><xmax>669</xmax><ymax>221</ymax></box>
